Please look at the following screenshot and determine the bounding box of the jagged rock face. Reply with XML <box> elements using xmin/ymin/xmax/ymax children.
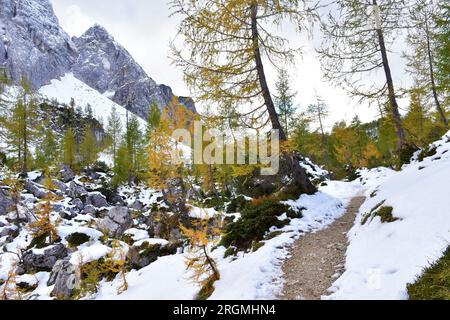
<box><xmin>0</xmin><ymin>0</ymin><xmax>77</xmax><ymax>88</ymax></box>
<box><xmin>0</xmin><ymin>187</ymin><xmax>14</xmax><ymax>215</ymax></box>
<box><xmin>71</xmin><ymin>25</ymin><xmax>150</xmax><ymax>94</ymax></box>
<box><xmin>1</xmin><ymin>0</ymin><xmax>196</xmax><ymax>121</ymax></box>
<box><xmin>72</xmin><ymin>25</ymin><xmax>196</xmax><ymax>120</ymax></box>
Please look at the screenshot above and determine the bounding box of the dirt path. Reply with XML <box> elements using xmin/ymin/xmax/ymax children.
<box><xmin>279</xmin><ymin>195</ymin><xmax>366</xmax><ymax>300</ymax></box>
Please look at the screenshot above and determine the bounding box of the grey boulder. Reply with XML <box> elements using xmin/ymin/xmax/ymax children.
<box><xmin>68</xmin><ymin>182</ymin><xmax>88</xmax><ymax>199</ymax></box>
<box><xmin>21</xmin><ymin>244</ymin><xmax>69</xmax><ymax>273</ymax></box>
<box><xmin>97</xmin><ymin>206</ymin><xmax>132</xmax><ymax>237</ymax></box>
<box><xmin>0</xmin><ymin>187</ymin><xmax>13</xmax><ymax>215</ymax></box>
<box><xmin>24</xmin><ymin>180</ymin><xmax>47</xmax><ymax>199</ymax></box>
<box><xmin>86</xmin><ymin>193</ymin><xmax>108</xmax><ymax>208</ymax></box>
<box><xmin>48</xmin><ymin>259</ymin><xmax>78</xmax><ymax>300</ymax></box>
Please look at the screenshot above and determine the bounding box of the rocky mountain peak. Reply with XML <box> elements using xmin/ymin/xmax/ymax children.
<box><xmin>72</xmin><ymin>23</ymin><xmax>196</xmax><ymax>119</ymax></box>
<box><xmin>79</xmin><ymin>24</ymin><xmax>113</xmax><ymax>41</ymax></box>
<box><xmin>1</xmin><ymin>0</ymin><xmax>196</xmax><ymax>120</ymax></box>
<box><xmin>72</xmin><ymin>23</ymin><xmax>152</xmax><ymax>95</ymax></box>
<box><xmin>0</xmin><ymin>0</ymin><xmax>77</xmax><ymax>88</ymax></box>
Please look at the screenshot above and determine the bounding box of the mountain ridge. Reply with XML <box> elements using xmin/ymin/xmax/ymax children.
<box><xmin>0</xmin><ymin>0</ymin><xmax>195</xmax><ymax>120</ymax></box>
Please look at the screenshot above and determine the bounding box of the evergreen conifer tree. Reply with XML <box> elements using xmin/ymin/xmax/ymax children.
<box><xmin>63</xmin><ymin>128</ymin><xmax>78</xmax><ymax>170</ymax></box>
<box><xmin>80</xmin><ymin>124</ymin><xmax>99</xmax><ymax>170</ymax></box>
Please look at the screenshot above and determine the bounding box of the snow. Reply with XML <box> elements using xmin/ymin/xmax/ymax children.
<box><xmin>123</xmin><ymin>228</ymin><xmax>150</xmax><ymax>242</ymax></box>
<box><xmin>133</xmin><ymin>238</ymin><xmax>169</xmax><ymax>247</ymax></box>
<box><xmin>96</xmin><ymin>254</ymin><xmax>199</xmax><ymax>300</ymax></box>
<box><xmin>39</xmin><ymin>73</ymin><xmax>146</xmax><ymax>127</ymax></box>
<box><xmin>27</xmin><ymin>171</ymin><xmax>42</xmax><ymax>181</ymax></box>
<box><xmin>31</xmin><ymin>245</ymin><xmax>55</xmax><ymax>255</ymax></box>
<box><xmin>300</xmin><ymin>157</ymin><xmax>329</xmax><ymax>180</ymax></box>
<box><xmin>69</xmin><ymin>244</ymin><xmax>112</xmax><ymax>265</ymax></box>
<box><xmin>94</xmin><ymin>180</ymin><xmax>361</xmax><ymax>300</ymax></box>
<box><xmin>58</xmin><ymin>226</ymin><xmax>103</xmax><ymax>243</ymax></box>
<box><xmin>326</xmin><ymin>131</ymin><xmax>450</xmax><ymax>300</ymax></box>
<box><xmin>188</xmin><ymin>206</ymin><xmax>221</xmax><ymax>219</ymax></box>
<box><xmin>29</xmin><ymin>272</ymin><xmax>53</xmax><ymax>300</ymax></box>
<box><xmin>16</xmin><ymin>274</ymin><xmax>39</xmax><ymax>287</ymax></box>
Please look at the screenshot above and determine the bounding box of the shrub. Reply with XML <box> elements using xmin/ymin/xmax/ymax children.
<box><xmin>398</xmin><ymin>144</ymin><xmax>419</xmax><ymax>166</ymax></box>
<box><xmin>374</xmin><ymin>206</ymin><xmax>399</xmax><ymax>223</ymax></box>
<box><xmin>252</xmin><ymin>241</ymin><xmax>265</xmax><ymax>252</ymax></box>
<box><xmin>92</xmin><ymin>161</ymin><xmax>110</xmax><ymax>173</ymax></box>
<box><xmin>226</xmin><ymin>195</ymin><xmax>249</xmax><ymax>213</ymax></box>
<box><xmin>73</xmin><ymin>259</ymin><xmax>103</xmax><ymax>299</ymax></box>
<box><xmin>97</xmin><ymin>179</ymin><xmax>118</xmax><ymax>204</ymax></box>
<box><xmin>220</xmin><ymin>198</ymin><xmax>293</xmax><ymax>249</ymax></box>
<box><xmin>407</xmin><ymin>246</ymin><xmax>450</xmax><ymax>300</ymax></box>
<box><xmin>202</xmin><ymin>196</ymin><xmax>227</xmax><ymax>211</ymax></box>
<box><xmin>346</xmin><ymin>168</ymin><xmax>361</xmax><ymax>182</ymax></box>
<box><xmin>265</xmin><ymin>230</ymin><xmax>284</xmax><ymax>240</ymax></box>
<box><xmin>417</xmin><ymin>146</ymin><xmax>437</xmax><ymax>162</ymax></box>
<box><xmin>75</xmin><ymin>241</ymin><xmax>129</xmax><ymax>300</ymax></box>
<box><xmin>66</xmin><ymin>233</ymin><xmax>91</xmax><ymax>247</ymax></box>
<box><xmin>361</xmin><ymin>200</ymin><xmax>385</xmax><ymax>225</ymax></box>
<box><xmin>223</xmin><ymin>247</ymin><xmax>237</xmax><ymax>258</ymax></box>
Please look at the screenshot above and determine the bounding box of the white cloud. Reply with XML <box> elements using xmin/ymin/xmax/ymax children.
<box><xmin>57</xmin><ymin>4</ymin><xmax>93</xmax><ymax>37</ymax></box>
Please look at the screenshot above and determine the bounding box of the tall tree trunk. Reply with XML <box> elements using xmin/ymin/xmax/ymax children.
<box><xmin>373</xmin><ymin>0</ymin><xmax>406</xmax><ymax>148</ymax></box>
<box><xmin>425</xmin><ymin>18</ymin><xmax>448</xmax><ymax>128</ymax></box>
<box><xmin>250</xmin><ymin>3</ymin><xmax>316</xmax><ymax>195</ymax></box>
<box><xmin>318</xmin><ymin>110</ymin><xmax>330</xmax><ymax>175</ymax></box>
<box><xmin>250</xmin><ymin>3</ymin><xmax>287</xmax><ymax>142</ymax></box>
<box><xmin>23</xmin><ymin>97</ymin><xmax>28</xmax><ymax>176</ymax></box>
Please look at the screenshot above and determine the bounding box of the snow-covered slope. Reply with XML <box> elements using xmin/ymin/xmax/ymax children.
<box><xmin>327</xmin><ymin>131</ymin><xmax>450</xmax><ymax>300</ymax></box>
<box><xmin>94</xmin><ymin>181</ymin><xmax>362</xmax><ymax>300</ymax></box>
<box><xmin>39</xmin><ymin>73</ymin><xmax>146</xmax><ymax>128</ymax></box>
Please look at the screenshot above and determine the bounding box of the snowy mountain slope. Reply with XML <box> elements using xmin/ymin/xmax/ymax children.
<box><xmin>71</xmin><ymin>24</ymin><xmax>195</xmax><ymax>120</ymax></box>
<box><xmin>326</xmin><ymin>131</ymin><xmax>450</xmax><ymax>300</ymax></box>
<box><xmin>39</xmin><ymin>73</ymin><xmax>146</xmax><ymax>128</ymax></box>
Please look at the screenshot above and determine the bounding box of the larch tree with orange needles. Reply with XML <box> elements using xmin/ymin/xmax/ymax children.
<box><xmin>170</xmin><ymin>0</ymin><xmax>317</xmax><ymax>196</ymax></box>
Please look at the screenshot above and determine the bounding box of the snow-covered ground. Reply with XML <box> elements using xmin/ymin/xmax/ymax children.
<box><xmin>1</xmin><ymin>129</ymin><xmax>448</xmax><ymax>300</ymax></box>
<box><xmin>326</xmin><ymin>131</ymin><xmax>450</xmax><ymax>300</ymax></box>
<box><xmin>94</xmin><ymin>180</ymin><xmax>362</xmax><ymax>300</ymax></box>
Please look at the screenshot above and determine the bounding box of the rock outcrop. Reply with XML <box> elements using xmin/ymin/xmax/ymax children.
<box><xmin>71</xmin><ymin>25</ymin><xmax>196</xmax><ymax>120</ymax></box>
<box><xmin>98</xmin><ymin>206</ymin><xmax>133</xmax><ymax>237</ymax></box>
<box><xmin>20</xmin><ymin>244</ymin><xmax>69</xmax><ymax>273</ymax></box>
<box><xmin>0</xmin><ymin>187</ymin><xmax>13</xmax><ymax>215</ymax></box>
<box><xmin>0</xmin><ymin>0</ymin><xmax>77</xmax><ymax>88</ymax></box>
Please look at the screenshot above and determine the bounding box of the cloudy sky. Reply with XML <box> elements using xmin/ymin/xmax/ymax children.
<box><xmin>51</xmin><ymin>0</ymin><xmax>410</xmax><ymax>131</ymax></box>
